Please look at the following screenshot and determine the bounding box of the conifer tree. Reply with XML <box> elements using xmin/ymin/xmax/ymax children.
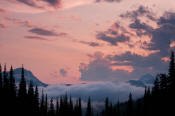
<box><xmin>0</xmin><ymin>64</ymin><xmax>2</xmax><ymax>90</ymax></box>
<box><xmin>34</xmin><ymin>85</ymin><xmax>39</xmax><ymax>114</ymax></box>
<box><xmin>3</xmin><ymin>64</ymin><xmax>9</xmax><ymax>91</ymax></box>
<box><xmin>78</xmin><ymin>98</ymin><xmax>82</xmax><ymax>116</ymax></box>
<box><xmin>159</xmin><ymin>74</ymin><xmax>168</xmax><ymax>93</ymax></box>
<box><xmin>56</xmin><ymin>98</ymin><xmax>59</xmax><ymax>116</ymax></box>
<box><xmin>69</xmin><ymin>96</ymin><xmax>73</xmax><ymax>115</ymax></box>
<box><xmin>28</xmin><ymin>80</ymin><xmax>34</xmax><ymax>115</ymax></box>
<box><xmin>18</xmin><ymin>65</ymin><xmax>27</xmax><ymax>99</ymax></box>
<box><xmin>127</xmin><ymin>93</ymin><xmax>133</xmax><ymax>116</ymax></box>
<box><xmin>168</xmin><ymin>51</ymin><xmax>175</xmax><ymax>88</ymax></box>
<box><xmin>116</xmin><ymin>100</ymin><xmax>120</xmax><ymax>116</ymax></box>
<box><xmin>0</xmin><ymin>64</ymin><xmax>3</xmax><ymax>114</ymax></box>
<box><xmin>40</xmin><ymin>89</ymin><xmax>45</xmax><ymax>115</ymax></box>
<box><xmin>86</xmin><ymin>97</ymin><xmax>93</xmax><ymax>116</ymax></box>
<box><xmin>104</xmin><ymin>97</ymin><xmax>109</xmax><ymax>116</ymax></box>
<box><xmin>48</xmin><ymin>98</ymin><xmax>55</xmax><ymax>116</ymax></box>
<box><xmin>28</xmin><ymin>80</ymin><xmax>34</xmax><ymax>99</ymax></box>
<box><xmin>152</xmin><ymin>76</ymin><xmax>160</xmax><ymax>95</ymax></box>
<box><xmin>44</xmin><ymin>94</ymin><xmax>48</xmax><ymax>116</ymax></box>
<box><xmin>9</xmin><ymin>65</ymin><xmax>16</xmax><ymax>98</ymax></box>
<box><xmin>18</xmin><ymin>65</ymin><xmax>27</xmax><ymax>116</ymax></box>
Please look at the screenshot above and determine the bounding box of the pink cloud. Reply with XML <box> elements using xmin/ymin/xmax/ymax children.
<box><xmin>0</xmin><ymin>23</ymin><xmax>7</xmax><ymax>29</ymax></box>
<box><xmin>15</xmin><ymin>0</ymin><xmax>62</xmax><ymax>9</ymax></box>
<box><xmin>0</xmin><ymin>8</ymin><xmax>7</xmax><ymax>13</ymax></box>
<box><xmin>4</xmin><ymin>17</ymin><xmax>36</xmax><ymax>28</ymax></box>
<box><xmin>161</xmin><ymin>57</ymin><xmax>170</xmax><ymax>62</ymax></box>
<box><xmin>110</xmin><ymin>65</ymin><xmax>134</xmax><ymax>73</ymax></box>
<box><xmin>170</xmin><ymin>41</ymin><xmax>175</xmax><ymax>48</ymax></box>
<box><xmin>70</xmin><ymin>15</ymin><xmax>82</xmax><ymax>22</ymax></box>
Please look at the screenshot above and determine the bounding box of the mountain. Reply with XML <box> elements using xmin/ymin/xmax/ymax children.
<box><xmin>7</xmin><ymin>68</ymin><xmax>48</xmax><ymax>87</ymax></box>
<box><xmin>128</xmin><ymin>74</ymin><xmax>155</xmax><ymax>87</ymax></box>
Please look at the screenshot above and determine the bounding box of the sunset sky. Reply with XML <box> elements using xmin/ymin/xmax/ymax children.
<box><xmin>0</xmin><ymin>0</ymin><xmax>175</xmax><ymax>84</ymax></box>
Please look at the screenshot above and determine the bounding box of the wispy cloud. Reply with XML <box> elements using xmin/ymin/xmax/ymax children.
<box><xmin>96</xmin><ymin>0</ymin><xmax>122</xmax><ymax>3</ymax></box>
<box><xmin>120</xmin><ymin>5</ymin><xmax>157</xmax><ymax>21</ymax></box>
<box><xmin>16</xmin><ymin>0</ymin><xmax>62</xmax><ymax>9</ymax></box>
<box><xmin>25</xmin><ymin>35</ymin><xmax>48</xmax><ymax>41</ymax></box>
<box><xmin>29</xmin><ymin>27</ymin><xmax>58</xmax><ymax>36</ymax></box>
<box><xmin>79</xmin><ymin>41</ymin><xmax>101</xmax><ymax>47</ymax></box>
<box><xmin>0</xmin><ymin>23</ymin><xmax>7</xmax><ymax>29</ymax></box>
<box><xmin>59</xmin><ymin>68</ymin><xmax>67</xmax><ymax>77</ymax></box>
<box><xmin>0</xmin><ymin>8</ymin><xmax>7</xmax><ymax>13</ymax></box>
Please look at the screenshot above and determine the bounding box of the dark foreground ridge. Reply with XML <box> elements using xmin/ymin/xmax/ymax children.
<box><xmin>0</xmin><ymin>51</ymin><xmax>175</xmax><ymax>116</ymax></box>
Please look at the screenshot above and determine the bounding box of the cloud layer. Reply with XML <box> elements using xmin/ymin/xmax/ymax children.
<box><xmin>45</xmin><ymin>82</ymin><xmax>144</xmax><ymax>103</ymax></box>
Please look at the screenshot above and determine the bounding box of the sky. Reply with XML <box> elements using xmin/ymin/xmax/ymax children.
<box><xmin>1</xmin><ymin>0</ymin><xmax>175</xmax><ymax>84</ymax></box>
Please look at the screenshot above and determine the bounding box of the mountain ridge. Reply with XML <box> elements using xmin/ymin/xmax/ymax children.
<box><xmin>7</xmin><ymin>68</ymin><xmax>48</xmax><ymax>87</ymax></box>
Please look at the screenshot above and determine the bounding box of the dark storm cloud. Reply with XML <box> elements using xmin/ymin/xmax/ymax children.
<box><xmin>120</xmin><ymin>5</ymin><xmax>156</xmax><ymax>21</ymax></box>
<box><xmin>29</xmin><ymin>27</ymin><xmax>58</xmax><ymax>36</ymax></box>
<box><xmin>45</xmin><ymin>0</ymin><xmax>62</xmax><ymax>8</ymax></box>
<box><xmin>90</xmin><ymin>8</ymin><xmax>175</xmax><ymax>82</ymax></box>
<box><xmin>79</xmin><ymin>52</ymin><xmax>132</xmax><ymax>81</ymax></box>
<box><xmin>96</xmin><ymin>28</ymin><xmax>130</xmax><ymax>45</ymax></box>
<box><xmin>109</xmin><ymin>52</ymin><xmax>167</xmax><ymax>71</ymax></box>
<box><xmin>150</xmin><ymin>12</ymin><xmax>175</xmax><ymax>56</ymax></box>
<box><xmin>108</xmin><ymin>11</ymin><xmax>175</xmax><ymax>74</ymax></box>
<box><xmin>16</xmin><ymin>0</ymin><xmax>61</xmax><ymax>8</ymax></box>
<box><xmin>59</xmin><ymin>69</ymin><xmax>67</xmax><ymax>77</ymax></box>
<box><xmin>158</xmin><ymin>12</ymin><xmax>175</xmax><ymax>25</ymax></box>
<box><xmin>17</xmin><ymin>0</ymin><xmax>39</xmax><ymax>8</ymax></box>
<box><xmin>121</xmin><ymin>7</ymin><xmax>175</xmax><ymax>56</ymax></box>
<box><xmin>129</xmin><ymin>19</ymin><xmax>153</xmax><ymax>36</ymax></box>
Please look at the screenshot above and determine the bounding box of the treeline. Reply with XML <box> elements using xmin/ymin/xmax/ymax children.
<box><xmin>100</xmin><ymin>51</ymin><xmax>175</xmax><ymax>116</ymax></box>
<box><xmin>0</xmin><ymin>51</ymin><xmax>175</xmax><ymax>116</ymax></box>
<box><xmin>0</xmin><ymin>65</ymin><xmax>83</xmax><ymax>116</ymax></box>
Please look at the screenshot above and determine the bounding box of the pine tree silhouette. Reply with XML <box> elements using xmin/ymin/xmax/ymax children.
<box><xmin>0</xmin><ymin>64</ymin><xmax>2</xmax><ymax>91</ymax></box>
<box><xmin>56</xmin><ymin>98</ymin><xmax>59</xmax><ymax>116</ymax></box>
<box><xmin>78</xmin><ymin>98</ymin><xmax>82</xmax><ymax>116</ymax></box>
<box><xmin>18</xmin><ymin>65</ymin><xmax>27</xmax><ymax>99</ymax></box>
<box><xmin>127</xmin><ymin>93</ymin><xmax>133</xmax><ymax>116</ymax></box>
<box><xmin>86</xmin><ymin>97</ymin><xmax>93</xmax><ymax>116</ymax></box>
<box><xmin>48</xmin><ymin>98</ymin><xmax>55</xmax><ymax>116</ymax></box>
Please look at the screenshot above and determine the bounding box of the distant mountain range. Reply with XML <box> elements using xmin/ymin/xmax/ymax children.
<box><xmin>7</xmin><ymin>68</ymin><xmax>48</xmax><ymax>87</ymax></box>
<box><xmin>128</xmin><ymin>74</ymin><xmax>155</xmax><ymax>87</ymax></box>
<box><xmin>5</xmin><ymin>68</ymin><xmax>155</xmax><ymax>88</ymax></box>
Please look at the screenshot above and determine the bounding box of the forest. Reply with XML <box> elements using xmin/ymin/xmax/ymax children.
<box><xmin>0</xmin><ymin>51</ymin><xmax>175</xmax><ymax>116</ymax></box>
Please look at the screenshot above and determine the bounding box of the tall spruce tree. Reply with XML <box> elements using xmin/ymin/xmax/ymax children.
<box><xmin>0</xmin><ymin>64</ymin><xmax>2</xmax><ymax>90</ymax></box>
<box><xmin>18</xmin><ymin>65</ymin><xmax>27</xmax><ymax>116</ymax></box>
<box><xmin>28</xmin><ymin>80</ymin><xmax>34</xmax><ymax>115</ymax></box>
<box><xmin>127</xmin><ymin>93</ymin><xmax>133</xmax><ymax>116</ymax></box>
<box><xmin>34</xmin><ymin>85</ymin><xmax>39</xmax><ymax>114</ymax></box>
<box><xmin>168</xmin><ymin>51</ymin><xmax>175</xmax><ymax>88</ymax></box>
<box><xmin>48</xmin><ymin>98</ymin><xmax>55</xmax><ymax>116</ymax></box>
<box><xmin>78</xmin><ymin>98</ymin><xmax>82</xmax><ymax>116</ymax></box>
<box><xmin>0</xmin><ymin>64</ymin><xmax>3</xmax><ymax>114</ymax></box>
<box><xmin>40</xmin><ymin>89</ymin><xmax>45</xmax><ymax>115</ymax></box>
<box><xmin>56</xmin><ymin>98</ymin><xmax>59</xmax><ymax>116</ymax></box>
<box><xmin>44</xmin><ymin>94</ymin><xmax>48</xmax><ymax>116</ymax></box>
<box><xmin>116</xmin><ymin>100</ymin><xmax>120</xmax><ymax>116</ymax></box>
<box><xmin>3</xmin><ymin>64</ymin><xmax>9</xmax><ymax>91</ymax></box>
<box><xmin>9</xmin><ymin>65</ymin><xmax>16</xmax><ymax>98</ymax></box>
<box><xmin>86</xmin><ymin>97</ymin><xmax>93</xmax><ymax>116</ymax></box>
<box><xmin>18</xmin><ymin>65</ymin><xmax>27</xmax><ymax>99</ymax></box>
<box><xmin>104</xmin><ymin>97</ymin><xmax>109</xmax><ymax>116</ymax></box>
